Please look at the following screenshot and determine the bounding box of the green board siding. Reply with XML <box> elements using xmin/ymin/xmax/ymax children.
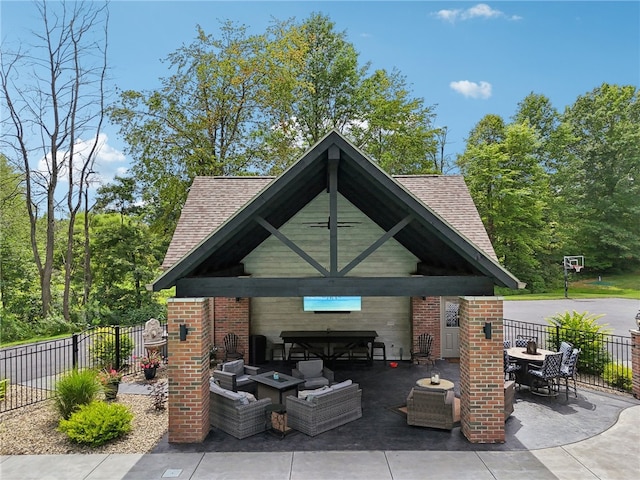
<box><xmin>245</xmin><ymin>193</ymin><xmax>416</xmax><ymax>359</ymax></box>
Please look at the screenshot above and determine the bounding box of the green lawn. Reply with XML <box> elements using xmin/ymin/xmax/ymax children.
<box><xmin>499</xmin><ymin>270</ymin><xmax>640</xmax><ymax>300</ymax></box>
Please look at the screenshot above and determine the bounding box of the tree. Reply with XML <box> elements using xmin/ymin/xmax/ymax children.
<box><xmin>458</xmin><ymin>117</ymin><xmax>551</xmax><ymax>290</ymax></box>
<box><xmin>560</xmin><ymin>83</ymin><xmax>640</xmax><ymax>271</ymax></box>
<box><xmin>110</xmin><ymin>13</ymin><xmax>441</xmax><ymax>235</ymax></box>
<box><xmin>109</xmin><ymin>20</ymin><xmax>306</xmax><ymax>233</ymax></box>
<box><xmin>0</xmin><ymin>156</ymin><xmax>40</xmax><ymax>326</ymax></box>
<box><xmin>0</xmin><ymin>1</ymin><xmax>109</xmax><ymax>319</ymax></box>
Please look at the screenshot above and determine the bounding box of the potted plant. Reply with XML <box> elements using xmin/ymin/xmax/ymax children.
<box><xmin>97</xmin><ymin>367</ymin><xmax>123</xmax><ymax>401</ymax></box>
<box><xmin>139</xmin><ymin>351</ymin><xmax>162</xmax><ymax>380</ymax></box>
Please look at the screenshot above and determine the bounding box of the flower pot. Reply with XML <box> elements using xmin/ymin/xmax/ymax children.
<box><xmin>104</xmin><ymin>381</ymin><xmax>119</xmax><ymax>401</ymax></box>
<box><xmin>143</xmin><ymin>367</ymin><xmax>157</xmax><ymax>380</ymax></box>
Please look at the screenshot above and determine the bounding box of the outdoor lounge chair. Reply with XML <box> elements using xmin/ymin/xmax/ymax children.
<box><xmin>292</xmin><ymin>359</ymin><xmax>334</xmax><ymax>389</ymax></box>
<box><xmin>213</xmin><ymin>359</ymin><xmax>260</xmax><ymax>393</ymax></box>
<box><xmin>286</xmin><ymin>381</ymin><xmax>362</xmax><ymax>436</ymax></box>
<box><xmin>406</xmin><ymin>387</ymin><xmax>458</xmax><ymax>430</ymax></box>
<box><xmin>209</xmin><ymin>380</ymin><xmax>271</xmax><ymax>439</ymax></box>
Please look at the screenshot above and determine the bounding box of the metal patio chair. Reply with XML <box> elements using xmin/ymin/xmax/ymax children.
<box><xmin>529</xmin><ymin>351</ymin><xmax>563</xmax><ymax>397</ymax></box>
<box><xmin>560</xmin><ymin>348</ymin><xmax>581</xmax><ymax>400</ymax></box>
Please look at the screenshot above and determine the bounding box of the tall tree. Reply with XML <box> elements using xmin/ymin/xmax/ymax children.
<box><xmin>560</xmin><ymin>83</ymin><xmax>640</xmax><ymax>271</ymax></box>
<box><xmin>458</xmin><ymin>117</ymin><xmax>551</xmax><ymax>290</ymax></box>
<box><xmin>0</xmin><ymin>156</ymin><xmax>39</xmax><ymax>323</ymax></box>
<box><xmin>109</xmin><ymin>20</ymin><xmax>306</xmax><ymax>233</ymax></box>
<box><xmin>0</xmin><ymin>1</ymin><xmax>108</xmax><ymax>319</ymax></box>
<box><xmin>110</xmin><ymin>13</ymin><xmax>440</xmax><ymax>235</ymax></box>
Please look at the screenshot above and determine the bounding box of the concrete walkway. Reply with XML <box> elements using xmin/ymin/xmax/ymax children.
<box><xmin>1</xmin><ymin>404</ymin><xmax>638</xmax><ymax>480</ymax></box>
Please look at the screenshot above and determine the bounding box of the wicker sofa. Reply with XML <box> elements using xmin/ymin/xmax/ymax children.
<box><xmin>285</xmin><ymin>381</ymin><xmax>362</xmax><ymax>436</ymax></box>
<box><xmin>406</xmin><ymin>387</ymin><xmax>458</xmax><ymax>430</ymax></box>
<box><xmin>209</xmin><ymin>380</ymin><xmax>271</xmax><ymax>439</ymax></box>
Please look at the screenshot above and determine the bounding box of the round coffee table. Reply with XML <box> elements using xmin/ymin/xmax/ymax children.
<box><xmin>416</xmin><ymin>378</ymin><xmax>454</xmax><ymax>390</ymax></box>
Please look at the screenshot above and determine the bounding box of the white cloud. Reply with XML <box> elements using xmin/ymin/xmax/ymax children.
<box><xmin>36</xmin><ymin>133</ymin><xmax>127</xmax><ymax>188</ymax></box>
<box><xmin>434</xmin><ymin>3</ymin><xmax>522</xmax><ymax>23</ymax></box>
<box><xmin>450</xmin><ymin>80</ymin><xmax>492</xmax><ymax>99</ymax></box>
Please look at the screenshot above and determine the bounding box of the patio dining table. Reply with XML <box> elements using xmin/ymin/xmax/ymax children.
<box><xmin>507</xmin><ymin>346</ymin><xmax>556</xmax><ymax>388</ymax></box>
<box><xmin>280</xmin><ymin>330</ymin><xmax>378</xmax><ymax>364</ymax></box>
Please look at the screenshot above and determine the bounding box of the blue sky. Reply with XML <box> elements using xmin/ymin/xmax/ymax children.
<box><xmin>2</xmin><ymin>1</ymin><xmax>639</xmax><ymax>188</ymax></box>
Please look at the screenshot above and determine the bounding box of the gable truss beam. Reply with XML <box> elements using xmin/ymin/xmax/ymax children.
<box><xmin>175</xmin><ymin>276</ymin><xmax>494</xmax><ymax>298</ymax></box>
<box><xmin>255</xmin><ymin>216</ymin><xmax>330</xmax><ymax>277</ymax></box>
<box><xmin>338</xmin><ymin>215</ymin><xmax>413</xmax><ymax>276</ymax></box>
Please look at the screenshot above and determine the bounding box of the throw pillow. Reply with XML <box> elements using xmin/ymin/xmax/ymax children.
<box><xmin>331</xmin><ymin>379</ymin><xmax>353</xmax><ymax>390</ymax></box>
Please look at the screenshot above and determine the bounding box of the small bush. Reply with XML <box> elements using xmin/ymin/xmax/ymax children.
<box><xmin>54</xmin><ymin>369</ymin><xmax>101</xmax><ymax>420</ymax></box>
<box><xmin>89</xmin><ymin>327</ymin><xmax>135</xmax><ymax>369</ymax></box>
<box><xmin>546</xmin><ymin>310</ymin><xmax>612</xmax><ymax>375</ymax></box>
<box><xmin>58</xmin><ymin>401</ymin><xmax>133</xmax><ymax>446</ymax></box>
<box><xmin>603</xmin><ymin>362</ymin><xmax>632</xmax><ymax>392</ymax></box>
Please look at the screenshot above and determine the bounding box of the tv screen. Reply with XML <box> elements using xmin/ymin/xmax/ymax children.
<box><xmin>303</xmin><ymin>296</ymin><xmax>361</xmax><ymax>312</ymax></box>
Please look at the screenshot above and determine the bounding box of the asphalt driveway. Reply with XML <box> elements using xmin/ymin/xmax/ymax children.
<box><xmin>503</xmin><ymin>298</ymin><xmax>639</xmax><ymax>337</ymax></box>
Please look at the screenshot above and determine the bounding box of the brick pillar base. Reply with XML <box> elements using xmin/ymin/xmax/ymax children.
<box><xmin>631</xmin><ymin>330</ymin><xmax>640</xmax><ymax>399</ymax></box>
<box><xmin>167</xmin><ymin>298</ymin><xmax>211</xmax><ymax>443</ymax></box>
<box><xmin>459</xmin><ymin>296</ymin><xmax>505</xmax><ymax>443</ymax></box>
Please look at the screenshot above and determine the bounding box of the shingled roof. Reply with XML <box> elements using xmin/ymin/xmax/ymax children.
<box><xmin>162</xmin><ymin>175</ymin><xmax>497</xmax><ymax>270</ymax></box>
<box><xmin>154</xmin><ymin>130</ymin><xmax>522</xmax><ymax>296</ymax></box>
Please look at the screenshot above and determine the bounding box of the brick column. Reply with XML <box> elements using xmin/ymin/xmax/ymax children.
<box><xmin>459</xmin><ymin>296</ymin><xmax>505</xmax><ymax>443</ymax></box>
<box><xmin>167</xmin><ymin>297</ymin><xmax>211</xmax><ymax>443</ymax></box>
<box><xmin>212</xmin><ymin>297</ymin><xmax>250</xmax><ymax>361</ymax></box>
<box><xmin>631</xmin><ymin>330</ymin><xmax>640</xmax><ymax>399</ymax></box>
<box><xmin>411</xmin><ymin>296</ymin><xmax>441</xmax><ymax>361</ymax></box>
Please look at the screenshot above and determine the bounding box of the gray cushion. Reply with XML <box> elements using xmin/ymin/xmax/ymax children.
<box><xmin>236</xmin><ymin>374</ymin><xmax>253</xmax><ymax>386</ymax></box>
<box><xmin>222</xmin><ymin>359</ymin><xmax>245</xmax><ymax>376</ymax></box>
<box><xmin>297</xmin><ymin>359</ymin><xmax>323</xmax><ymax>378</ymax></box>
<box><xmin>331</xmin><ymin>379</ymin><xmax>352</xmax><ymax>390</ymax></box>
<box><xmin>304</xmin><ymin>376</ymin><xmax>330</xmax><ymax>389</ymax></box>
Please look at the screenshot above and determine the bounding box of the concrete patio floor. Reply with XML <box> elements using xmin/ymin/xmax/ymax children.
<box><xmin>152</xmin><ymin>359</ymin><xmax>638</xmax><ymax>453</ymax></box>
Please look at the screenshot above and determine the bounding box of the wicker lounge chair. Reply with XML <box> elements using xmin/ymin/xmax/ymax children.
<box><xmin>212</xmin><ymin>359</ymin><xmax>260</xmax><ymax>393</ymax></box>
<box><xmin>406</xmin><ymin>387</ymin><xmax>458</xmax><ymax>430</ymax></box>
<box><xmin>286</xmin><ymin>381</ymin><xmax>362</xmax><ymax>436</ymax></box>
<box><xmin>209</xmin><ymin>381</ymin><xmax>271</xmax><ymax>439</ymax></box>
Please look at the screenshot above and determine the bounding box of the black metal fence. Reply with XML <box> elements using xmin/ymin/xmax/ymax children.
<box><xmin>505</xmin><ymin>318</ymin><xmax>632</xmax><ymax>393</ymax></box>
<box><xmin>0</xmin><ymin>321</ymin><xmax>167</xmax><ymax>413</ymax></box>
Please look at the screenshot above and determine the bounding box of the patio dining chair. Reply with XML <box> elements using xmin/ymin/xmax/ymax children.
<box><xmin>411</xmin><ymin>333</ymin><xmax>435</xmax><ymax>366</ymax></box>
<box><xmin>222</xmin><ymin>333</ymin><xmax>244</xmax><ymax>362</ymax></box>
<box><xmin>560</xmin><ymin>348</ymin><xmax>580</xmax><ymax>400</ymax></box>
<box><xmin>503</xmin><ymin>349</ymin><xmax>521</xmax><ymax>383</ymax></box>
<box><xmin>528</xmin><ymin>351</ymin><xmax>563</xmax><ymax>397</ymax></box>
<box><xmin>559</xmin><ymin>341</ymin><xmax>574</xmax><ymax>366</ymax></box>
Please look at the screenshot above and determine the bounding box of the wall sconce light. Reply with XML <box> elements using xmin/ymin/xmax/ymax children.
<box><xmin>235</xmin><ymin>297</ymin><xmax>242</xmax><ymax>302</ymax></box>
<box><xmin>179</xmin><ymin>324</ymin><xmax>189</xmax><ymax>341</ymax></box>
<box><xmin>483</xmin><ymin>322</ymin><xmax>492</xmax><ymax>339</ymax></box>
<box><xmin>421</xmin><ymin>296</ymin><xmax>426</xmax><ymax>301</ymax></box>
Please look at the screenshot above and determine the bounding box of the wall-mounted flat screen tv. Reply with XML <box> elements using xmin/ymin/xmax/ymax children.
<box><xmin>303</xmin><ymin>296</ymin><xmax>361</xmax><ymax>312</ymax></box>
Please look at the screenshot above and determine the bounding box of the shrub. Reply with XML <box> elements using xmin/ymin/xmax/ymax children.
<box><xmin>603</xmin><ymin>362</ymin><xmax>632</xmax><ymax>392</ymax></box>
<box><xmin>89</xmin><ymin>326</ymin><xmax>134</xmax><ymax>369</ymax></box>
<box><xmin>58</xmin><ymin>401</ymin><xmax>133</xmax><ymax>446</ymax></box>
<box><xmin>54</xmin><ymin>369</ymin><xmax>101</xmax><ymax>420</ymax></box>
<box><xmin>546</xmin><ymin>310</ymin><xmax>611</xmax><ymax>375</ymax></box>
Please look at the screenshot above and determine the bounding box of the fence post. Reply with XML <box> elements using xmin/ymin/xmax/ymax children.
<box><xmin>115</xmin><ymin>326</ymin><xmax>121</xmax><ymax>371</ymax></box>
<box><xmin>556</xmin><ymin>325</ymin><xmax>561</xmax><ymax>350</ymax></box>
<box><xmin>72</xmin><ymin>333</ymin><xmax>79</xmax><ymax>369</ymax></box>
